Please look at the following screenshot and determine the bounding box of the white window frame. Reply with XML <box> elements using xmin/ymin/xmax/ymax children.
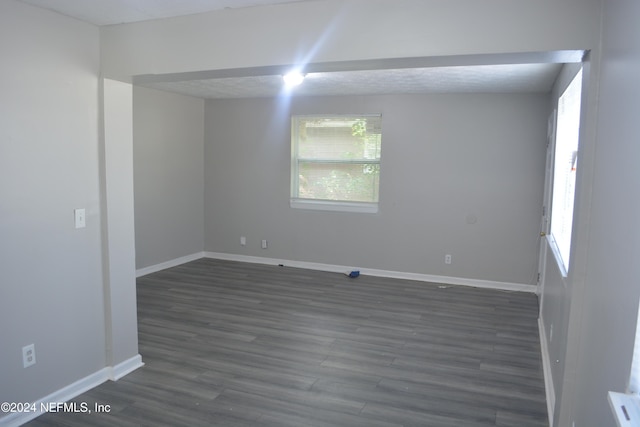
<box><xmin>290</xmin><ymin>114</ymin><xmax>382</xmax><ymax>214</ymax></box>
<box><xmin>549</xmin><ymin>68</ymin><xmax>583</xmax><ymax>276</ymax></box>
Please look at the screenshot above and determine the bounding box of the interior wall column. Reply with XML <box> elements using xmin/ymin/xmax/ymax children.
<box><xmin>100</xmin><ymin>78</ymin><xmax>143</xmax><ymax>378</ymax></box>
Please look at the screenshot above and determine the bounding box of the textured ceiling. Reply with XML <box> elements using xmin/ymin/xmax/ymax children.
<box><xmin>139</xmin><ymin>63</ymin><xmax>563</xmax><ymax>99</ymax></box>
<box><xmin>18</xmin><ymin>0</ymin><xmax>318</xmax><ymax>25</ymax></box>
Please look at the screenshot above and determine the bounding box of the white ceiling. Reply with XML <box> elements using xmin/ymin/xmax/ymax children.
<box><xmin>19</xmin><ymin>0</ymin><xmax>319</xmax><ymax>26</ymax></box>
<box><xmin>19</xmin><ymin>0</ymin><xmax>574</xmax><ymax>98</ymax></box>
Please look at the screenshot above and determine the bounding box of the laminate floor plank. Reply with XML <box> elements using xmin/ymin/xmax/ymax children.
<box><xmin>27</xmin><ymin>258</ymin><xmax>548</xmax><ymax>426</ymax></box>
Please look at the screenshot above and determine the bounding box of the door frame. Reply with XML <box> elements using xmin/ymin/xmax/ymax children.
<box><xmin>537</xmin><ymin>109</ymin><xmax>557</xmax><ymax>312</ymax></box>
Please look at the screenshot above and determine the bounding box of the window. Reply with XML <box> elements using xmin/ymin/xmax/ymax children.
<box><xmin>629</xmin><ymin>302</ymin><xmax>640</xmax><ymax>394</ymax></box>
<box><xmin>550</xmin><ymin>68</ymin><xmax>582</xmax><ymax>274</ymax></box>
<box><xmin>290</xmin><ymin>115</ymin><xmax>382</xmax><ymax>213</ymax></box>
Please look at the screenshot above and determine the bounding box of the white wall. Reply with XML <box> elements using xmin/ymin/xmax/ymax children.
<box><xmin>100</xmin><ymin>0</ymin><xmax>601</xmax><ymax>79</ymax></box>
<box><xmin>568</xmin><ymin>1</ymin><xmax>640</xmax><ymax>425</ymax></box>
<box><xmin>538</xmin><ymin>62</ymin><xmax>586</xmax><ymax>424</ymax></box>
<box><xmin>133</xmin><ymin>87</ymin><xmax>205</xmax><ymax>269</ymax></box>
<box><xmin>539</xmin><ymin>2</ymin><xmax>640</xmax><ymax>425</ymax></box>
<box><xmin>102</xmin><ymin>79</ymin><xmax>141</xmax><ymax>371</ymax></box>
<box><xmin>0</xmin><ymin>0</ymin><xmax>105</xmax><ymax>403</ymax></box>
<box><xmin>204</xmin><ymin>93</ymin><xmax>549</xmax><ymax>285</ymax></box>
<box><xmin>0</xmin><ymin>4</ymin><xmax>142</xmax><ymax>421</ymax></box>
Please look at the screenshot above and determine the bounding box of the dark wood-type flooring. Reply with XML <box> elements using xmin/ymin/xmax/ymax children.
<box><xmin>28</xmin><ymin>258</ymin><xmax>548</xmax><ymax>426</ymax></box>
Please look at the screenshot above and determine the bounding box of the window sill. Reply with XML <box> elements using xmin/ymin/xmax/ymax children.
<box><xmin>290</xmin><ymin>199</ymin><xmax>378</xmax><ymax>214</ymax></box>
<box><xmin>609</xmin><ymin>391</ymin><xmax>640</xmax><ymax>426</ymax></box>
<box><xmin>547</xmin><ymin>235</ymin><xmax>569</xmax><ymax>278</ymax></box>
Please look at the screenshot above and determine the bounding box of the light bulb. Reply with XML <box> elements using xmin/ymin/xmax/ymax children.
<box><xmin>283</xmin><ymin>71</ymin><xmax>304</xmax><ymax>86</ymax></box>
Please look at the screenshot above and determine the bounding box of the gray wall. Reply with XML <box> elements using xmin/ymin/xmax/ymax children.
<box><xmin>541</xmin><ymin>2</ymin><xmax>640</xmax><ymax>425</ymax></box>
<box><xmin>133</xmin><ymin>86</ymin><xmax>205</xmax><ymax>269</ymax></box>
<box><xmin>0</xmin><ymin>0</ymin><xmax>105</xmax><ymax>402</ymax></box>
<box><xmin>204</xmin><ymin>93</ymin><xmax>549</xmax><ymax>285</ymax></box>
<box><xmin>538</xmin><ymin>62</ymin><xmax>588</xmax><ymax>425</ymax></box>
<box><xmin>569</xmin><ymin>0</ymin><xmax>640</xmax><ymax>425</ymax></box>
<box><xmin>102</xmin><ymin>79</ymin><xmax>141</xmax><ymax>372</ymax></box>
<box><xmin>3</xmin><ymin>0</ymin><xmax>623</xmax><ymax>423</ymax></box>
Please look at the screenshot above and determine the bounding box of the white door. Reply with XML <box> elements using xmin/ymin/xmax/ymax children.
<box><xmin>537</xmin><ymin>109</ymin><xmax>557</xmax><ymax>313</ymax></box>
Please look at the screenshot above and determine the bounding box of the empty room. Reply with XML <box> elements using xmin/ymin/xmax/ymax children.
<box><xmin>1</xmin><ymin>1</ymin><xmax>640</xmax><ymax>426</ymax></box>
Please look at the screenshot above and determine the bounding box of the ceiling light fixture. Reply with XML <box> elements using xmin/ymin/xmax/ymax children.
<box><xmin>283</xmin><ymin>71</ymin><xmax>305</xmax><ymax>87</ymax></box>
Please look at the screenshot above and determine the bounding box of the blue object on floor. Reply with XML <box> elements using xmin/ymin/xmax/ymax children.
<box><xmin>348</xmin><ymin>270</ymin><xmax>360</xmax><ymax>278</ymax></box>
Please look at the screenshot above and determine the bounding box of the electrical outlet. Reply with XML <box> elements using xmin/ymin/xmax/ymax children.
<box><xmin>22</xmin><ymin>344</ymin><xmax>36</xmax><ymax>368</ymax></box>
<box><xmin>240</xmin><ymin>236</ymin><xmax>246</xmax><ymax>246</ymax></box>
<box><xmin>445</xmin><ymin>254</ymin><xmax>452</xmax><ymax>265</ymax></box>
<box><xmin>261</xmin><ymin>240</ymin><xmax>268</xmax><ymax>249</ymax></box>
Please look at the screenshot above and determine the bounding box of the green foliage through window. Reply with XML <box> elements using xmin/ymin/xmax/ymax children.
<box><xmin>292</xmin><ymin>115</ymin><xmax>382</xmax><ymax>205</ymax></box>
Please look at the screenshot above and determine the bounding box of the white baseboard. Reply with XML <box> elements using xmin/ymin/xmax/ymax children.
<box><xmin>108</xmin><ymin>354</ymin><xmax>144</xmax><ymax>381</ymax></box>
<box><xmin>136</xmin><ymin>252</ymin><xmax>205</xmax><ymax>277</ymax></box>
<box><xmin>0</xmin><ymin>369</ymin><xmax>108</xmax><ymax>427</ymax></box>
<box><xmin>0</xmin><ymin>355</ymin><xmax>143</xmax><ymax>427</ymax></box>
<box><xmin>136</xmin><ymin>251</ymin><xmax>536</xmax><ymax>292</ymax></box>
<box><xmin>538</xmin><ymin>316</ymin><xmax>555</xmax><ymax>426</ymax></box>
<box><xmin>203</xmin><ymin>252</ymin><xmax>537</xmax><ymax>293</ymax></box>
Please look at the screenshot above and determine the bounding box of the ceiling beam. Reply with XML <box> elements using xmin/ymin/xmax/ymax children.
<box><xmin>133</xmin><ymin>50</ymin><xmax>586</xmax><ymax>84</ymax></box>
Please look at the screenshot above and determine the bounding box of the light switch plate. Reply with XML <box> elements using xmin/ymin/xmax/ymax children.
<box><xmin>74</xmin><ymin>208</ymin><xmax>86</xmax><ymax>229</ymax></box>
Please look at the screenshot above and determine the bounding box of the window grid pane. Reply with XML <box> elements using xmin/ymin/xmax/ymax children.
<box><xmin>292</xmin><ymin>115</ymin><xmax>382</xmax><ymax>206</ymax></box>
